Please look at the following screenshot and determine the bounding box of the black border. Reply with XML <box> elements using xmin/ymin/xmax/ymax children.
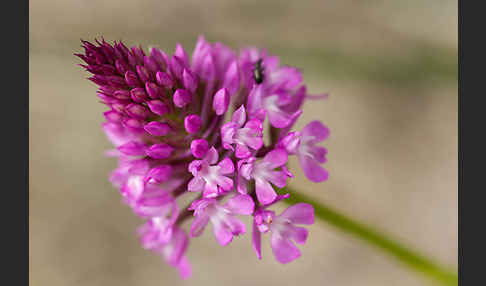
<box><xmin>459</xmin><ymin>0</ymin><xmax>486</xmax><ymax>284</ymax></box>
<box><xmin>4</xmin><ymin>0</ymin><xmax>28</xmax><ymax>285</ymax></box>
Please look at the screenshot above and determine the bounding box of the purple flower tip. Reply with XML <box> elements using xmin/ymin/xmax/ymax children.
<box><xmin>136</xmin><ymin>65</ymin><xmax>151</xmax><ymax>83</ymax></box>
<box><xmin>104</xmin><ymin>110</ymin><xmax>123</xmax><ymax>123</ymax></box>
<box><xmin>145</xmin><ymin>165</ymin><xmax>172</xmax><ymax>184</ymax></box>
<box><xmin>190</xmin><ymin>139</ymin><xmax>209</xmax><ymax>159</ymax></box>
<box><xmin>117</xmin><ymin>141</ymin><xmax>146</xmax><ymax>156</ymax></box>
<box><xmin>184</xmin><ymin>115</ymin><xmax>202</xmax><ymax>134</ymax></box>
<box><xmin>147</xmin><ymin>100</ymin><xmax>169</xmax><ymax>116</ymax></box>
<box><xmin>126</xmin><ymin>103</ymin><xmax>150</xmax><ymax>119</ymax></box>
<box><xmin>125</xmin><ymin>70</ymin><xmax>141</xmax><ymax>87</ymax></box>
<box><xmin>130</xmin><ymin>87</ymin><xmax>149</xmax><ymax>103</ymax></box>
<box><xmin>145</xmin><ymin>82</ymin><xmax>161</xmax><ymax>99</ymax></box>
<box><xmin>183</xmin><ymin>68</ymin><xmax>198</xmax><ymax>93</ymax></box>
<box><xmin>173</xmin><ymin>89</ymin><xmax>192</xmax><ymax>108</ymax></box>
<box><xmin>113</xmin><ymin>90</ymin><xmax>130</xmax><ymax>100</ymax></box>
<box><xmin>144</xmin><ymin>121</ymin><xmax>171</xmax><ymax>136</ymax></box>
<box><xmin>212</xmin><ymin>88</ymin><xmax>230</xmax><ymax>115</ymax></box>
<box><xmin>146</xmin><ymin>143</ymin><xmax>174</xmax><ymax>159</ymax></box>
<box><xmin>156</xmin><ymin>71</ymin><xmax>174</xmax><ymax>88</ymax></box>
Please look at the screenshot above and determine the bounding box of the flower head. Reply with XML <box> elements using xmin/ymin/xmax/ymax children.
<box><xmin>76</xmin><ymin>36</ymin><xmax>329</xmax><ymax>279</ymax></box>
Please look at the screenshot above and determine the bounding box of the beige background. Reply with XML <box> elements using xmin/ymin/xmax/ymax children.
<box><xmin>30</xmin><ymin>1</ymin><xmax>457</xmax><ymax>285</ymax></box>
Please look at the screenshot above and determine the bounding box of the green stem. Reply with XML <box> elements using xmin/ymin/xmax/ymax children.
<box><xmin>279</xmin><ymin>187</ymin><xmax>458</xmax><ymax>286</ymax></box>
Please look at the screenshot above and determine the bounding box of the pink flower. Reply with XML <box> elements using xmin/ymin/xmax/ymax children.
<box><xmin>252</xmin><ymin>203</ymin><xmax>314</xmax><ymax>264</ymax></box>
<box><xmin>278</xmin><ymin>121</ymin><xmax>330</xmax><ymax>182</ymax></box>
<box><xmin>132</xmin><ymin>187</ymin><xmax>178</xmax><ymax>219</ymax></box>
<box><xmin>247</xmin><ymin>85</ymin><xmax>303</xmax><ymax>128</ymax></box>
<box><xmin>138</xmin><ymin>223</ymin><xmax>191</xmax><ymax>279</ymax></box>
<box><xmin>221</xmin><ymin>105</ymin><xmax>264</xmax><ymax>158</ymax></box>
<box><xmin>237</xmin><ymin>148</ymin><xmax>291</xmax><ymax>205</ymax></box>
<box><xmin>137</xmin><ymin>216</ymin><xmax>175</xmax><ymax>250</ymax></box>
<box><xmin>187</xmin><ymin>147</ymin><xmax>234</xmax><ymax>198</ymax></box>
<box><xmin>189</xmin><ymin>195</ymin><xmax>254</xmax><ymax>245</ymax></box>
<box><xmin>109</xmin><ymin>158</ymin><xmax>150</xmax><ymax>203</ymax></box>
<box><xmin>159</xmin><ymin>228</ymin><xmax>192</xmax><ymax>280</ymax></box>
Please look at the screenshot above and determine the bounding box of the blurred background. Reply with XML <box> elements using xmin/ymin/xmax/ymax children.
<box><xmin>29</xmin><ymin>1</ymin><xmax>457</xmax><ymax>285</ymax></box>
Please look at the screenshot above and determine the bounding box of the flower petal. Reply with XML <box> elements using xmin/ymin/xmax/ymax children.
<box><xmin>236</xmin><ymin>175</ymin><xmax>248</xmax><ymax>194</ymax></box>
<box><xmin>190</xmin><ymin>214</ymin><xmax>210</xmax><ymax>237</ymax></box>
<box><xmin>205</xmin><ymin>147</ymin><xmax>219</xmax><ymax>165</ymax></box>
<box><xmin>265</xmin><ymin>98</ymin><xmax>296</xmax><ymax>128</ymax></box>
<box><xmin>232</xmin><ymin>105</ymin><xmax>246</xmax><ymax>127</ymax></box>
<box><xmin>279</xmin><ymin>203</ymin><xmax>314</xmax><ymax>225</ymax></box>
<box><xmin>298</xmin><ymin>154</ymin><xmax>329</xmax><ymax>183</ymax></box>
<box><xmin>164</xmin><ymin>228</ymin><xmax>188</xmax><ymax>266</ymax></box>
<box><xmin>302</xmin><ymin>120</ymin><xmax>330</xmax><ymax>142</ymax></box>
<box><xmin>176</xmin><ymin>255</ymin><xmax>192</xmax><ymax>280</ymax></box>
<box><xmin>174</xmin><ymin>43</ymin><xmax>190</xmax><ymax>67</ymax></box>
<box><xmin>255</xmin><ymin>178</ymin><xmax>277</xmax><ymax>205</ymax></box>
<box><xmin>235</xmin><ymin>144</ymin><xmax>251</xmax><ymax>159</ymax></box>
<box><xmin>223</xmin><ymin>60</ymin><xmax>240</xmax><ymax>96</ymax></box>
<box><xmin>287</xmin><ymin>225</ymin><xmax>308</xmax><ymax>245</ymax></box>
<box><xmin>225</xmin><ymin>215</ymin><xmax>247</xmax><ymax>236</ymax></box>
<box><xmin>247</xmin><ymin>85</ymin><xmax>265</xmax><ymax>121</ymax></box>
<box><xmin>212</xmin><ymin>220</ymin><xmax>234</xmax><ymax>246</ymax></box>
<box><xmin>241</xmin><ymin>119</ymin><xmax>263</xmax><ymax>150</ymax></box>
<box><xmin>214</xmin><ymin>176</ymin><xmax>233</xmax><ymax>192</ymax></box>
<box><xmin>262</xmin><ymin>148</ymin><xmax>288</xmax><ymax>168</ymax></box>
<box><xmin>224</xmin><ymin>194</ymin><xmax>255</xmax><ymax>215</ymax></box>
<box><xmin>266</xmin><ymin>170</ymin><xmax>288</xmax><ymax>188</ymax></box>
<box><xmin>252</xmin><ymin>220</ymin><xmax>262</xmax><ymax>259</ymax></box>
<box><xmin>203</xmin><ymin>182</ymin><xmax>219</xmax><ymax>198</ymax></box>
<box><xmin>217</xmin><ymin>157</ymin><xmax>235</xmax><ymax>174</ymax></box>
<box><xmin>213</xmin><ymin>88</ymin><xmax>230</xmax><ymax>115</ymax></box>
<box><xmin>270</xmin><ymin>233</ymin><xmax>301</xmax><ymax>264</ymax></box>
<box><xmin>145</xmin><ymin>165</ymin><xmax>172</xmax><ymax>183</ymax></box>
<box><xmin>182</xmin><ymin>68</ymin><xmax>198</xmax><ymax>93</ymax></box>
<box><xmin>310</xmin><ymin>146</ymin><xmax>328</xmax><ymax>164</ymax></box>
<box><xmin>188</xmin><ymin>177</ymin><xmax>205</xmax><ymax>192</ymax></box>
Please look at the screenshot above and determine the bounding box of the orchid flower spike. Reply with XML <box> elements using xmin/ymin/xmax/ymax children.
<box><xmin>76</xmin><ymin>36</ymin><xmax>329</xmax><ymax>278</ymax></box>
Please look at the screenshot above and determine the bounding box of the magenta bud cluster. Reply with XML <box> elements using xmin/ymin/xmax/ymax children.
<box><xmin>76</xmin><ymin>36</ymin><xmax>330</xmax><ymax>279</ymax></box>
